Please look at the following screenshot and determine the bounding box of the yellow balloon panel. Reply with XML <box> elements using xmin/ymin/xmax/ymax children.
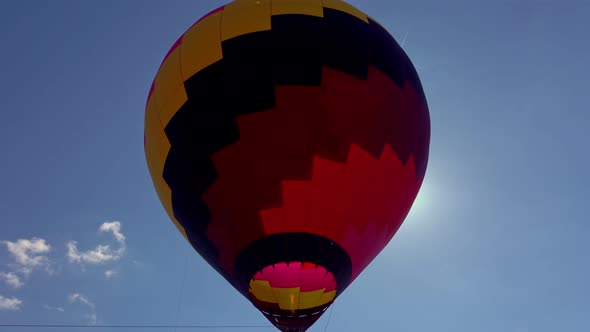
<box><xmin>249</xmin><ymin>280</ymin><xmax>336</xmax><ymax>311</ymax></box>
<box><xmin>221</xmin><ymin>0</ymin><xmax>271</xmax><ymax>41</ymax></box>
<box><xmin>154</xmin><ymin>46</ymin><xmax>184</xmax><ymax>91</ymax></box>
<box><xmin>144</xmin><ymin>103</ymin><xmax>188</xmax><ymax>240</ymax></box>
<box><xmin>271</xmin><ymin>0</ymin><xmax>324</xmax><ymax>17</ymax></box>
<box><xmin>298</xmin><ymin>289</ymin><xmax>325</xmax><ymax>310</ymax></box>
<box><xmin>150</xmin><ymin>171</ymin><xmax>189</xmax><ymax>241</ymax></box>
<box><xmin>153</xmin><ymin>48</ymin><xmax>187</xmax><ymax>127</ymax></box>
<box><xmin>319</xmin><ymin>290</ymin><xmax>336</xmax><ymax>306</ymax></box>
<box><xmin>271</xmin><ymin>287</ymin><xmax>300</xmax><ymax>311</ymax></box>
<box><xmin>180</xmin><ymin>12</ymin><xmax>223</xmax><ymax>81</ymax></box>
<box><xmin>157</xmin><ymin>84</ymin><xmax>187</xmax><ymax>128</ymax></box>
<box><xmin>249</xmin><ymin>280</ymin><xmax>276</xmax><ymax>303</ymax></box>
<box><xmin>144</xmin><ymin>99</ymin><xmax>166</xmax><ymax>174</ymax></box>
<box><xmin>322</xmin><ymin>0</ymin><xmax>368</xmax><ymax>23</ymax></box>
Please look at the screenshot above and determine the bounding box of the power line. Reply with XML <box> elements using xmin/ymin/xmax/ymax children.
<box><xmin>323</xmin><ymin>305</ymin><xmax>334</xmax><ymax>332</ymax></box>
<box><xmin>0</xmin><ymin>324</ymin><xmax>274</xmax><ymax>329</ymax></box>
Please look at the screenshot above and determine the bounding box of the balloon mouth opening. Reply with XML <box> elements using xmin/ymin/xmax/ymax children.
<box><xmin>248</xmin><ymin>261</ymin><xmax>338</xmax><ymax>316</ymax></box>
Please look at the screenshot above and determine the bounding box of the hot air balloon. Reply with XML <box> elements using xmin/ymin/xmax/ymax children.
<box><xmin>144</xmin><ymin>0</ymin><xmax>430</xmax><ymax>331</ymax></box>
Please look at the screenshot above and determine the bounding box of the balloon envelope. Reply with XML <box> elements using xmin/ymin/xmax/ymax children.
<box><xmin>144</xmin><ymin>0</ymin><xmax>430</xmax><ymax>331</ymax></box>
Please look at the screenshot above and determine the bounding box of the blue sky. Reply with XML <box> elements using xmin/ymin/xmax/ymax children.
<box><xmin>1</xmin><ymin>0</ymin><xmax>589</xmax><ymax>331</ymax></box>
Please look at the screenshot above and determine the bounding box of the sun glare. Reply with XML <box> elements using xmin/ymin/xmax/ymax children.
<box><xmin>406</xmin><ymin>175</ymin><xmax>434</xmax><ymax>221</ymax></box>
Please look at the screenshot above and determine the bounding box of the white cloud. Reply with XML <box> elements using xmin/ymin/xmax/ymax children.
<box><xmin>99</xmin><ymin>221</ymin><xmax>125</xmax><ymax>243</ymax></box>
<box><xmin>66</xmin><ymin>221</ymin><xmax>126</xmax><ymax>265</ymax></box>
<box><xmin>69</xmin><ymin>293</ymin><xmax>95</xmax><ymax>309</ymax></box>
<box><xmin>0</xmin><ymin>272</ymin><xmax>23</xmax><ymax>289</ymax></box>
<box><xmin>104</xmin><ymin>269</ymin><xmax>117</xmax><ymax>278</ymax></box>
<box><xmin>1</xmin><ymin>237</ymin><xmax>52</xmax><ymax>288</ymax></box>
<box><xmin>85</xmin><ymin>312</ymin><xmax>98</xmax><ymax>325</ymax></box>
<box><xmin>67</xmin><ymin>242</ymin><xmax>123</xmax><ymax>264</ymax></box>
<box><xmin>2</xmin><ymin>238</ymin><xmax>51</xmax><ymax>274</ymax></box>
<box><xmin>43</xmin><ymin>304</ymin><xmax>65</xmax><ymax>312</ymax></box>
<box><xmin>69</xmin><ymin>293</ymin><xmax>97</xmax><ymax>325</ymax></box>
<box><xmin>0</xmin><ymin>295</ymin><xmax>23</xmax><ymax>311</ymax></box>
